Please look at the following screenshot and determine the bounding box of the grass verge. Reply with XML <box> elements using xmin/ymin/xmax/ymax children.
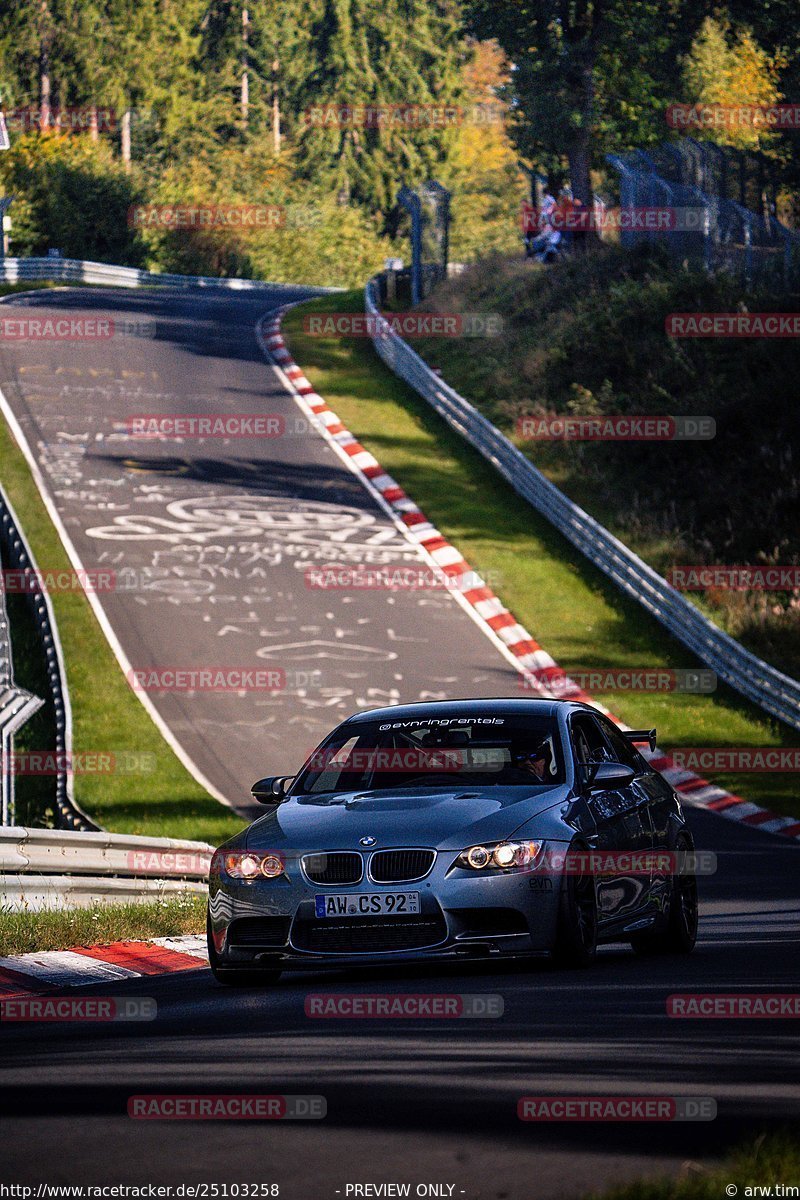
<box><xmin>0</xmin><ymin>894</ymin><xmax>206</xmax><ymax>957</ymax></box>
<box><xmin>412</xmin><ymin>247</ymin><xmax>800</xmax><ymax>679</ymax></box>
<box><xmin>0</xmin><ymin>290</ymin><xmax>243</xmax><ymax>840</ymax></box>
<box><xmin>282</xmin><ymin>290</ymin><xmax>800</xmax><ymax>818</ymax></box>
<box><xmin>587</xmin><ymin>1132</ymin><xmax>799</xmax><ymax>1199</ymax></box>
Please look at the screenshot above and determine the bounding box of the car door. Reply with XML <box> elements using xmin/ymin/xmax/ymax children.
<box><xmin>568</xmin><ymin>712</ymin><xmax>654</xmax><ymax>930</ymax></box>
<box><xmin>595</xmin><ymin>714</ymin><xmax>678</xmax><ymax>919</ymax></box>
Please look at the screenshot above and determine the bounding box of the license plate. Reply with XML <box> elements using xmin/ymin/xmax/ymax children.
<box><xmin>314</xmin><ymin>891</ymin><xmax>420</xmax><ymax>918</ymax></box>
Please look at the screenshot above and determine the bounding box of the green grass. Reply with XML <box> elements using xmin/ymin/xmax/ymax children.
<box><xmin>0</xmin><ymin>894</ymin><xmax>206</xmax><ymax>957</ymax></box>
<box><xmin>282</xmin><ymin>291</ymin><xmax>800</xmax><ymax>818</ymax></box>
<box><xmin>0</xmin><ymin>334</ymin><xmax>243</xmax><ymax>842</ymax></box>
<box><xmin>0</xmin><ymin>282</ymin><xmax>62</xmax><ymax>297</ymax></box>
<box><xmin>586</xmin><ymin>1132</ymin><xmax>799</xmax><ymax>1199</ymax></box>
<box><xmin>411</xmin><ymin>247</ymin><xmax>800</xmax><ymax>680</ymax></box>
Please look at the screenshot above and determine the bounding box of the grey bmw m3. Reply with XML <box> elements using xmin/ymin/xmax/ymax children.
<box><xmin>207</xmin><ymin>698</ymin><xmax>698</xmax><ymax>985</ymax></box>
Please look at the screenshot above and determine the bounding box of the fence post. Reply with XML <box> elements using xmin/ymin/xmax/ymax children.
<box><xmin>0</xmin><ymin>196</ymin><xmax>12</xmax><ymax>260</ymax></box>
<box><xmin>397</xmin><ymin>185</ymin><xmax>423</xmax><ymax>306</ymax></box>
<box><xmin>702</xmin><ymin>204</ymin><xmax>712</xmax><ymax>272</ymax></box>
<box><xmin>421</xmin><ymin>180</ymin><xmax>451</xmax><ymax>286</ymax></box>
<box><xmin>743</xmin><ymin>211</ymin><xmax>752</xmax><ymax>287</ymax></box>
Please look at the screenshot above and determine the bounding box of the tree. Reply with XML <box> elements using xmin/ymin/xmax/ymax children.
<box><xmin>465</xmin><ymin>0</ymin><xmax>703</xmax><ymax>204</ymax></box>
<box><xmin>682</xmin><ymin>16</ymin><xmax>784</xmax><ymax>151</ymax></box>
<box><xmin>294</xmin><ymin>0</ymin><xmax>464</xmax><ymax>225</ymax></box>
<box><xmin>439</xmin><ymin>39</ymin><xmax>524</xmax><ymax>258</ymax></box>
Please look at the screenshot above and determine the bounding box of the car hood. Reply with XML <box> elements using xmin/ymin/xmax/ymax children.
<box><xmin>244</xmin><ymin>783</ymin><xmax>572</xmax><ymax>852</ymax></box>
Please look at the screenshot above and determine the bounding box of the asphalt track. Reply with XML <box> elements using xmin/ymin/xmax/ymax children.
<box><xmin>0</xmin><ymin>287</ymin><xmax>528</xmax><ymax>813</ymax></box>
<box><xmin>0</xmin><ymin>809</ymin><xmax>798</xmax><ymax>1195</ymax></box>
<box><xmin>0</xmin><ymin>289</ymin><xmax>798</xmax><ymax>1195</ymax></box>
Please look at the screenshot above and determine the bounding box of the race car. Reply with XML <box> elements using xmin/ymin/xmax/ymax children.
<box><xmin>207</xmin><ymin>698</ymin><xmax>698</xmax><ymax>984</ymax></box>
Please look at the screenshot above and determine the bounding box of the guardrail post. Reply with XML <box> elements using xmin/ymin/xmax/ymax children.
<box><xmin>0</xmin><ymin>485</ymin><xmax>98</xmax><ymax>831</ymax></box>
<box><xmin>397</xmin><ymin>186</ymin><xmax>423</xmax><ymax>306</ymax></box>
<box><xmin>743</xmin><ymin>211</ymin><xmax>753</xmax><ymax>287</ymax></box>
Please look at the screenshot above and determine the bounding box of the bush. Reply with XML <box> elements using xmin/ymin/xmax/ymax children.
<box><xmin>0</xmin><ymin>131</ymin><xmax>146</xmax><ymax>264</ymax></box>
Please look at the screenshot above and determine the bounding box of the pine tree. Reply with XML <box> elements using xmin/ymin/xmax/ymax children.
<box><xmin>295</xmin><ymin>0</ymin><xmax>464</xmax><ymax>224</ymax></box>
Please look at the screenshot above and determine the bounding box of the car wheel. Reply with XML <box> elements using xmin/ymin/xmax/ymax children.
<box><xmin>552</xmin><ymin>845</ymin><xmax>598</xmax><ymax>968</ymax></box>
<box><xmin>206</xmin><ymin>910</ymin><xmax>282</xmax><ymax>987</ymax></box>
<box><xmin>631</xmin><ymin>835</ymin><xmax>698</xmax><ymax>956</ymax></box>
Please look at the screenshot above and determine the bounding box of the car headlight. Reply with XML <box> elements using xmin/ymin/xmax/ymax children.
<box><xmin>212</xmin><ymin>850</ymin><xmax>286</xmax><ymax>880</ymax></box>
<box><xmin>457</xmin><ymin>840</ymin><xmax>544</xmax><ymax>872</ymax></box>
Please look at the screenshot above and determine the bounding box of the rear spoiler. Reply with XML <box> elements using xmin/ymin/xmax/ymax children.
<box><xmin>623</xmin><ymin>728</ymin><xmax>657</xmax><ymax>752</ymax></box>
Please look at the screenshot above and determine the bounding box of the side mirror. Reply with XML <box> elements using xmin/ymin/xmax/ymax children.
<box><xmin>586</xmin><ymin>761</ymin><xmax>636</xmax><ymax>791</ymax></box>
<box><xmin>251</xmin><ymin>776</ymin><xmax>293</xmax><ymax>804</ymax></box>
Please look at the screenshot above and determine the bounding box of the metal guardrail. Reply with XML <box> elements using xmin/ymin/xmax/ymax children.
<box><xmin>0</xmin><ymin>485</ymin><xmax>97</xmax><ymax>831</ymax></box>
<box><xmin>0</xmin><ymin>256</ymin><xmax>341</xmax><ymax>291</ymax></box>
<box><xmin>0</xmin><ymin>826</ymin><xmax>213</xmax><ymax>910</ymax></box>
<box><xmin>365</xmin><ymin>277</ymin><xmax>800</xmax><ymax>732</ymax></box>
<box><xmin>0</xmin><ymin>489</ymin><xmax>44</xmax><ymax>827</ymax></box>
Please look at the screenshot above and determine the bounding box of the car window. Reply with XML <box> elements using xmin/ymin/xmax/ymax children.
<box><xmin>302</xmin><ymin>735</ymin><xmax>360</xmax><ymax>794</ymax></box>
<box><xmin>570</xmin><ymin>714</ymin><xmax>611</xmax><ymax>766</ymax></box>
<box><xmin>294</xmin><ymin>716</ymin><xmax>566</xmax><ymax>794</ymax></box>
<box><xmin>596</xmin><ymin>716</ymin><xmax>646</xmax><ymax>772</ymax></box>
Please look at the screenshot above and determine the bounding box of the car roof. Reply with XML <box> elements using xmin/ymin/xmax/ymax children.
<box><xmin>343</xmin><ymin>697</ymin><xmax>590</xmax><ymax>725</ymax></box>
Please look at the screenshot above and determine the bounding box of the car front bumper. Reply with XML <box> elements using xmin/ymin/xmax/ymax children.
<box><xmin>208</xmin><ymin>855</ymin><xmax>563</xmax><ymax>971</ymax></box>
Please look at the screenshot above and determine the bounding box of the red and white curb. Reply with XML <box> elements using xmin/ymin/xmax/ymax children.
<box><xmin>0</xmin><ymin>936</ymin><xmax>208</xmax><ymax>998</ymax></box>
<box><xmin>258</xmin><ymin>308</ymin><xmax>800</xmax><ymax>845</ymax></box>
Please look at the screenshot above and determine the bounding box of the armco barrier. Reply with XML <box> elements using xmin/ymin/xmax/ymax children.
<box><xmin>0</xmin><ymin>484</ymin><xmax>97</xmax><ymax>831</ymax></box>
<box><xmin>0</xmin><ymin>826</ymin><xmax>213</xmax><ymax>910</ymax></box>
<box><xmin>364</xmin><ymin>277</ymin><xmax>800</xmax><ymax>732</ymax></box>
<box><xmin>0</xmin><ymin>256</ymin><xmax>341</xmax><ymax>292</ymax></box>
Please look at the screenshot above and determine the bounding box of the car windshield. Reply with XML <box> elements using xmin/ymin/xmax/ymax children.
<box><xmin>293</xmin><ymin>715</ymin><xmax>564</xmax><ymax>794</ymax></box>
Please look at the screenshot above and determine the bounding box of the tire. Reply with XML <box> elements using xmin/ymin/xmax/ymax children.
<box><xmin>631</xmin><ymin>836</ymin><xmax>698</xmax><ymax>956</ymax></box>
<box><xmin>206</xmin><ymin>910</ymin><xmax>282</xmax><ymax>987</ymax></box>
<box><xmin>552</xmin><ymin>845</ymin><xmax>598</xmax><ymax>968</ymax></box>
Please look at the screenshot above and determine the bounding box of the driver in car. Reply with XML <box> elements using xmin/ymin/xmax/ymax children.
<box><xmin>514</xmin><ymin>739</ymin><xmax>552</xmax><ymax>781</ymax></box>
